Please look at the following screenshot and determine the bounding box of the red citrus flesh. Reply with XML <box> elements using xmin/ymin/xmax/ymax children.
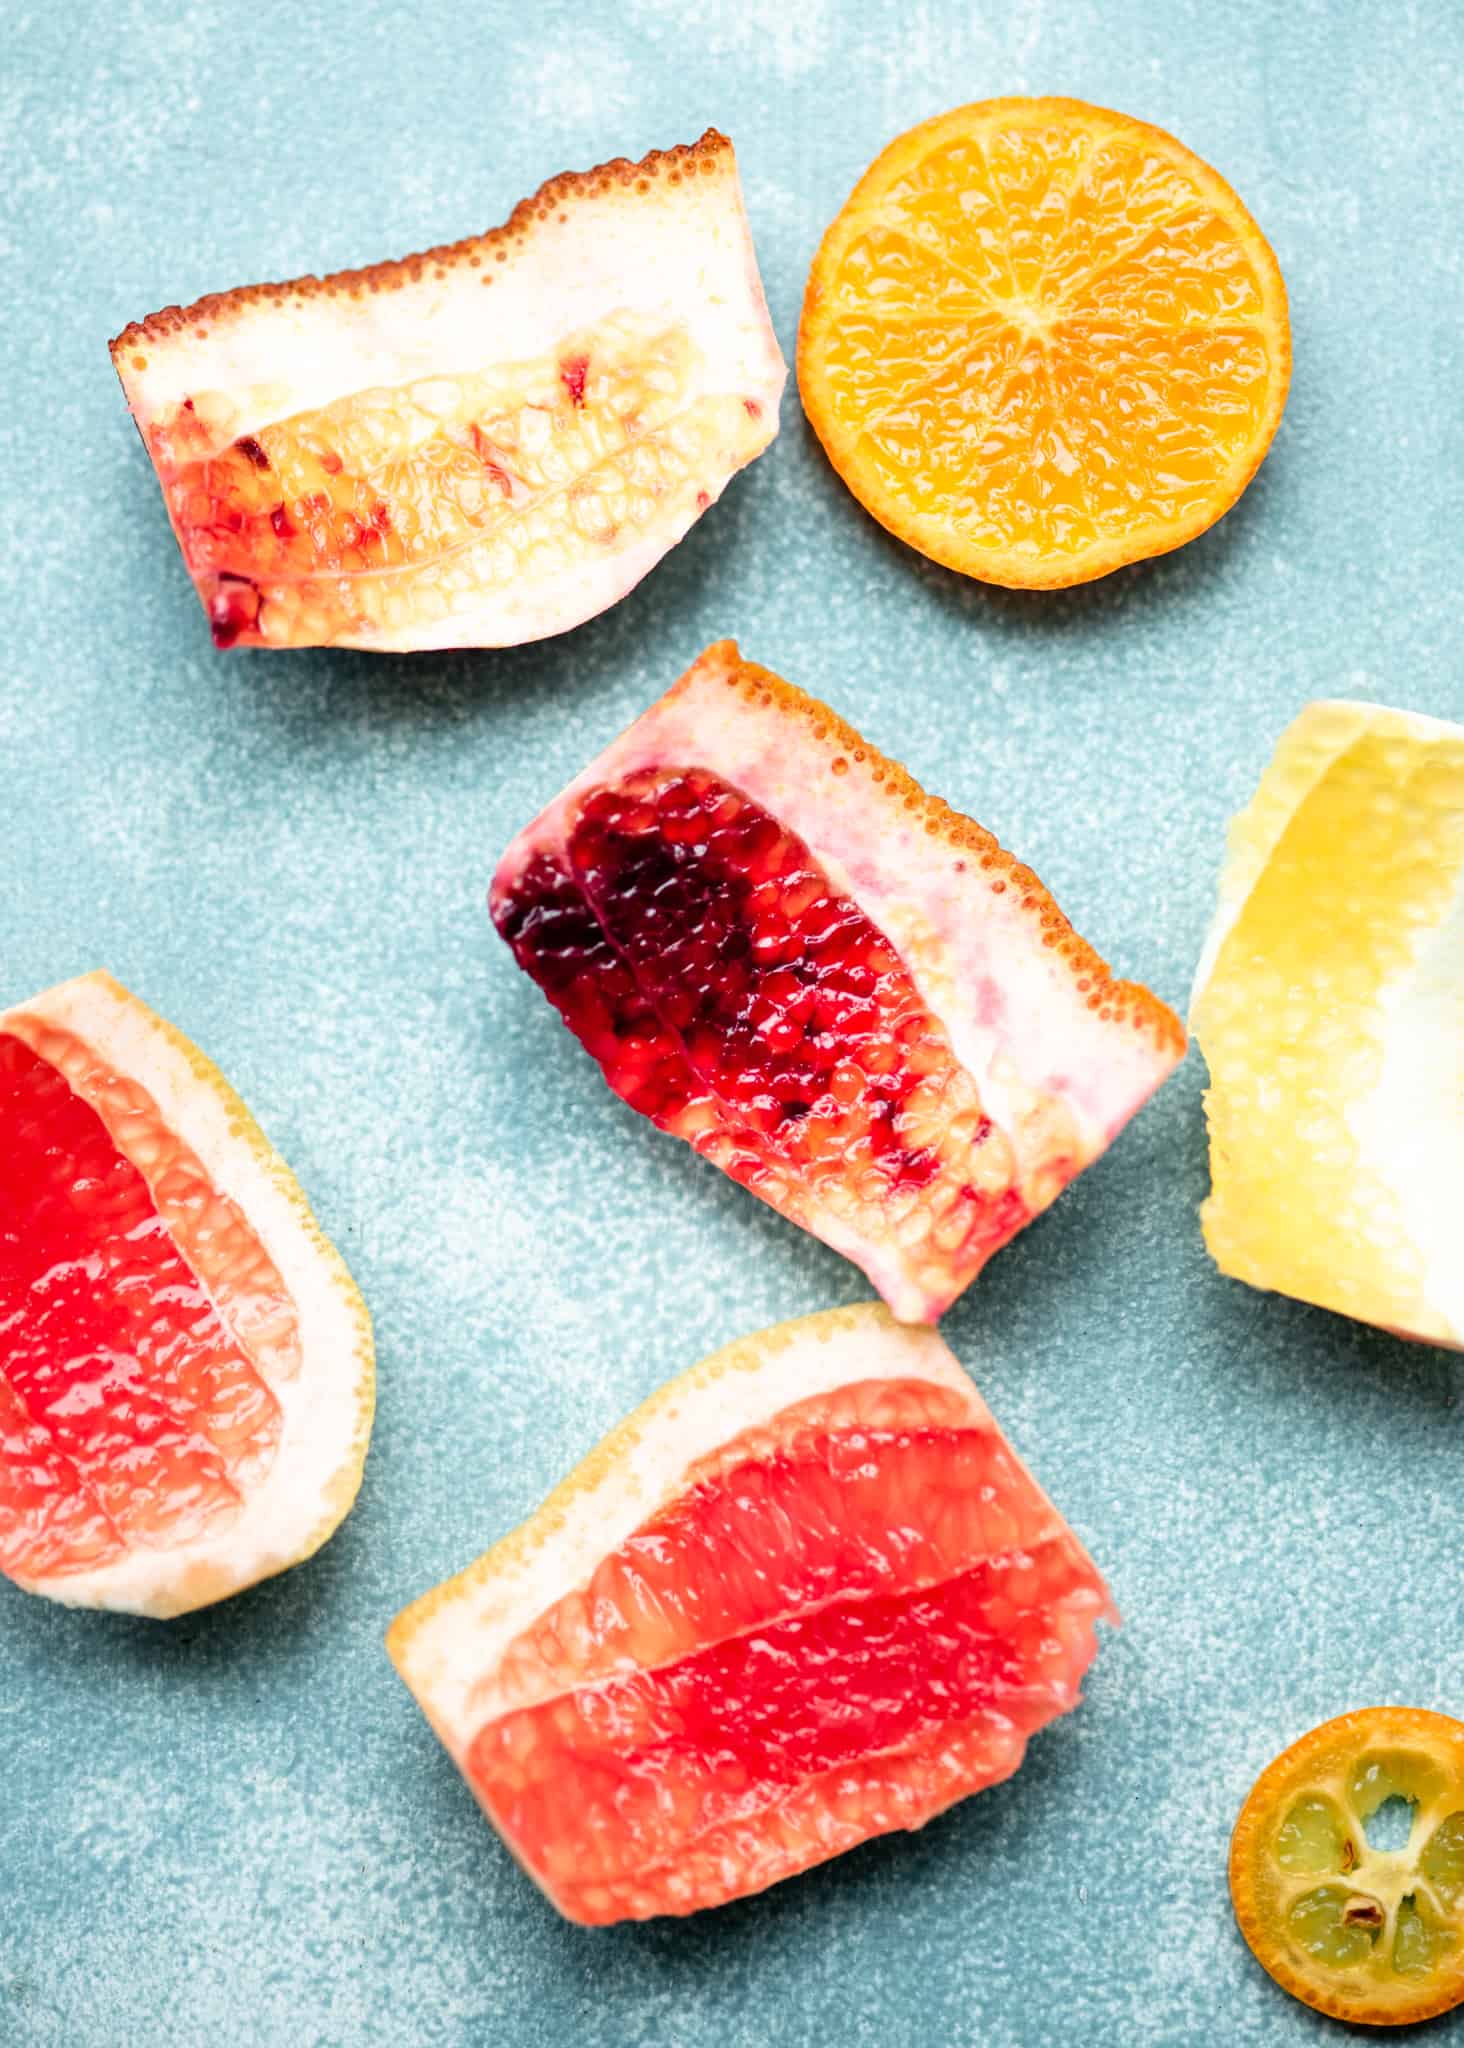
<box><xmin>492</xmin><ymin>643</ymin><xmax>1184</xmax><ymax>1321</ymax></box>
<box><xmin>497</xmin><ymin>764</ymin><xmax>1031</xmax><ymax>1261</ymax></box>
<box><xmin>0</xmin><ymin>1026</ymin><xmax>284</xmax><ymax>1582</ymax></box>
<box><xmin>463</xmin><ymin>1376</ymin><xmax>1107</xmax><ymax>1923</ymax></box>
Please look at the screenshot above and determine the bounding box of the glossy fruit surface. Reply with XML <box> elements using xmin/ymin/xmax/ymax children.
<box><xmin>1191</xmin><ymin>699</ymin><xmax>1464</xmax><ymax>1348</ymax></box>
<box><xmin>388</xmin><ymin>1303</ymin><xmax>1113</xmax><ymax>1924</ymax></box>
<box><xmin>492</xmin><ymin>639</ymin><xmax>1184</xmax><ymax>1321</ymax></box>
<box><xmin>110</xmin><ymin>132</ymin><xmax>784</xmax><ymax>651</ymax></box>
<box><xmin>1231</xmin><ymin>1708</ymin><xmax>1464</xmax><ymax>2026</ymax></box>
<box><xmin>0</xmin><ymin>972</ymin><xmax>373</xmax><ymax>1614</ymax></box>
<box><xmin>799</xmin><ymin>97</ymin><xmax>1290</xmax><ymax>588</ymax></box>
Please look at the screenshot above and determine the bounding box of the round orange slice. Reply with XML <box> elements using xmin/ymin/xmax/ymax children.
<box><xmin>1230</xmin><ymin>1708</ymin><xmax>1464</xmax><ymax>2027</ymax></box>
<box><xmin>388</xmin><ymin>1302</ymin><xmax>1114</xmax><ymax>1924</ymax></box>
<box><xmin>799</xmin><ymin>97</ymin><xmax>1291</xmax><ymax>588</ymax></box>
<box><xmin>0</xmin><ymin>971</ymin><xmax>373</xmax><ymax>1616</ymax></box>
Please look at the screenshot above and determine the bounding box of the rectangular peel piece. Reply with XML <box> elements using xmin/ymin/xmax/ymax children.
<box><xmin>491</xmin><ymin>639</ymin><xmax>1185</xmax><ymax>1320</ymax></box>
<box><xmin>109</xmin><ymin>133</ymin><xmax>785</xmax><ymax>652</ymax></box>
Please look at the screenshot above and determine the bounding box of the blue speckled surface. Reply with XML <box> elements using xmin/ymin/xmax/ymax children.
<box><xmin>3</xmin><ymin>2</ymin><xmax>1463</xmax><ymax>2042</ymax></box>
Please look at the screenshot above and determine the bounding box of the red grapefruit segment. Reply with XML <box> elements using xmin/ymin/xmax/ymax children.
<box><xmin>0</xmin><ymin>973</ymin><xmax>373</xmax><ymax>1614</ymax></box>
<box><xmin>388</xmin><ymin>1304</ymin><xmax>1114</xmax><ymax>1924</ymax></box>
<box><xmin>492</xmin><ymin>641</ymin><xmax>1185</xmax><ymax>1320</ymax></box>
<box><xmin>110</xmin><ymin>134</ymin><xmax>785</xmax><ymax>652</ymax></box>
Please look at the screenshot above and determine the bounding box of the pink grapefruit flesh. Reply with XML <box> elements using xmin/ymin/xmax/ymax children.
<box><xmin>388</xmin><ymin>1304</ymin><xmax>1114</xmax><ymax>1924</ymax></box>
<box><xmin>0</xmin><ymin>973</ymin><xmax>373</xmax><ymax>1615</ymax></box>
<box><xmin>491</xmin><ymin>640</ymin><xmax>1185</xmax><ymax>1320</ymax></box>
<box><xmin>0</xmin><ymin>1028</ymin><xmax>284</xmax><ymax>1578</ymax></box>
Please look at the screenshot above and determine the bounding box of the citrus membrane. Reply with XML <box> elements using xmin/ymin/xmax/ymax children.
<box><xmin>492</xmin><ymin>639</ymin><xmax>1184</xmax><ymax>1322</ymax></box>
<box><xmin>110</xmin><ymin>132</ymin><xmax>784</xmax><ymax>651</ymax></box>
<box><xmin>0</xmin><ymin>972</ymin><xmax>373</xmax><ymax>1614</ymax></box>
<box><xmin>798</xmin><ymin>97</ymin><xmax>1290</xmax><ymax>587</ymax></box>
<box><xmin>1230</xmin><ymin>1708</ymin><xmax>1464</xmax><ymax>2026</ymax></box>
<box><xmin>1191</xmin><ymin>700</ymin><xmax>1464</xmax><ymax>1348</ymax></box>
<box><xmin>388</xmin><ymin>1303</ymin><xmax>1114</xmax><ymax>1924</ymax></box>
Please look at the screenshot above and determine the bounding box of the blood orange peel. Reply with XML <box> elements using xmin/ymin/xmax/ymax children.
<box><xmin>492</xmin><ymin>639</ymin><xmax>1185</xmax><ymax>1322</ymax></box>
<box><xmin>387</xmin><ymin>1302</ymin><xmax>1114</xmax><ymax>1925</ymax></box>
<box><xmin>1230</xmin><ymin>1708</ymin><xmax>1464</xmax><ymax>2026</ymax></box>
<box><xmin>798</xmin><ymin>97</ymin><xmax>1290</xmax><ymax>588</ymax></box>
<box><xmin>110</xmin><ymin>131</ymin><xmax>784</xmax><ymax>651</ymax></box>
<box><xmin>0</xmin><ymin>972</ymin><xmax>373</xmax><ymax>1615</ymax></box>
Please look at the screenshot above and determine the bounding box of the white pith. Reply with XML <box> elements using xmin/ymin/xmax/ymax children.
<box><xmin>492</xmin><ymin>642</ymin><xmax>1182</xmax><ymax>1314</ymax></box>
<box><xmin>388</xmin><ymin>1303</ymin><xmax>1092</xmax><ymax>1762</ymax></box>
<box><xmin>1</xmin><ymin>971</ymin><xmax>374</xmax><ymax>1616</ymax></box>
<box><xmin>1191</xmin><ymin>698</ymin><xmax>1464</xmax><ymax>1347</ymax></box>
<box><xmin>1350</xmin><ymin>853</ymin><xmax>1464</xmax><ymax>1343</ymax></box>
<box><xmin>112</xmin><ymin>141</ymin><xmax>787</xmax><ymax>652</ymax></box>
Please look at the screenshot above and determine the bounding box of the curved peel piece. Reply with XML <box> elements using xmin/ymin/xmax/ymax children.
<box><xmin>491</xmin><ymin>639</ymin><xmax>1184</xmax><ymax>1321</ymax></box>
<box><xmin>388</xmin><ymin>1303</ymin><xmax>1115</xmax><ymax>1924</ymax></box>
<box><xmin>109</xmin><ymin>132</ymin><xmax>785</xmax><ymax>652</ymax></box>
<box><xmin>1192</xmin><ymin>699</ymin><xmax>1464</xmax><ymax>1348</ymax></box>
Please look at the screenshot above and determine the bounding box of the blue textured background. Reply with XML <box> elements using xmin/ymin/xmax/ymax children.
<box><xmin>3</xmin><ymin>3</ymin><xmax>1463</xmax><ymax>2042</ymax></box>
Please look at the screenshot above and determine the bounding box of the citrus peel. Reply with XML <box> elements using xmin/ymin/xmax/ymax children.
<box><xmin>0</xmin><ymin>971</ymin><xmax>373</xmax><ymax>1614</ymax></box>
<box><xmin>110</xmin><ymin>131</ymin><xmax>784</xmax><ymax>650</ymax></box>
<box><xmin>1192</xmin><ymin>699</ymin><xmax>1464</xmax><ymax>1348</ymax></box>
<box><xmin>388</xmin><ymin>1302</ymin><xmax>1113</xmax><ymax>1924</ymax></box>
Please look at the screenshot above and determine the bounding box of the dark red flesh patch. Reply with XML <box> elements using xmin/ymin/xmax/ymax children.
<box><xmin>465</xmin><ymin>1407</ymin><xmax>1106</xmax><ymax>1923</ymax></box>
<box><xmin>0</xmin><ymin>1033</ymin><xmax>281</xmax><ymax>1581</ymax></box>
<box><xmin>559</xmin><ymin>354</ymin><xmax>589</xmax><ymax>407</ymax></box>
<box><xmin>208</xmin><ymin>574</ymin><xmax>261</xmax><ymax>649</ymax></box>
<box><xmin>493</xmin><ymin>767</ymin><xmax>1028</xmax><ymax>1290</ymax></box>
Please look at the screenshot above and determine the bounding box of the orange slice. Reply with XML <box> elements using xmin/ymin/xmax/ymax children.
<box><xmin>0</xmin><ymin>972</ymin><xmax>373</xmax><ymax>1615</ymax></box>
<box><xmin>799</xmin><ymin>97</ymin><xmax>1291</xmax><ymax>588</ymax></box>
<box><xmin>388</xmin><ymin>1303</ymin><xmax>1113</xmax><ymax>1923</ymax></box>
<box><xmin>110</xmin><ymin>132</ymin><xmax>785</xmax><ymax>651</ymax></box>
<box><xmin>1230</xmin><ymin>1708</ymin><xmax>1464</xmax><ymax>2027</ymax></box>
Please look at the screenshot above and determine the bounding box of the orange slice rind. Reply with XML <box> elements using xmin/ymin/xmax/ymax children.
<box><xmin>1231</xmin><ymin>1708</ymin><xmax>1464</xmax><ymax>2026</ymax></box>
<box><xmin>798</xmin><ymin>97</ymin><xmax>1290</xmax><ymax>588</ymax></box>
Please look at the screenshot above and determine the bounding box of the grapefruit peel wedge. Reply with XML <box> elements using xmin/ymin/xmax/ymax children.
<box><xmin>387</xmin><ymin>1302</ymin><xmax>1115</xmax><ymax>1925</ymax></box>
<box><xmin>1191</xmin><ymin>699</ymin><xmax>1464</xmax><ymax>1349</ymax></box>
<box><xmin>0</xmin><ymin>971</ymin><xmax>374</xmax><ymax>1616</ymax></box>
<box><xmin>110</xmin><ymin>131</ymin><xmax>785</xmax><ymax>652</ymax></box>
<box><xmin>492</xmin><ymin>639</ymin><xmax>1185</xmax><ymax>1322</ymax></box>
